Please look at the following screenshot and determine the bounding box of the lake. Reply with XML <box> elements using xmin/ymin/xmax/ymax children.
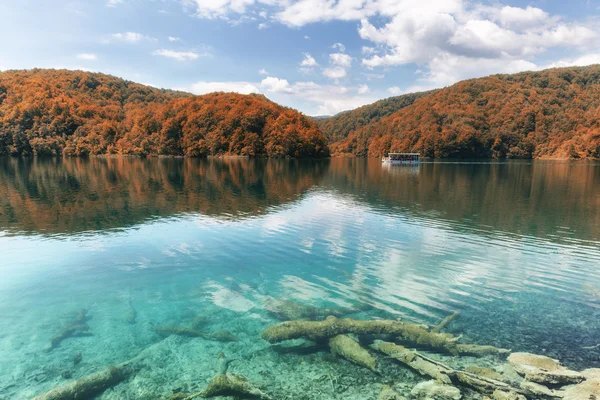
<box><xmin>1</xmin><ymin>157</ymin><xmax>599</xmax><ymax>399</ymax></box>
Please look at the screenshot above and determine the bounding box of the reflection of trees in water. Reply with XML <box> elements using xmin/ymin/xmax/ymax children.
<box><xmin>325</xmin><ymin>158</ymin><xmax>600</xmax><ymax>240</ymax></box>
<box><xmin>0</xmin><ymin>157</ymin><xmax>598</xmax><ymax>240</ymax></box>
<box><xmin>0</xmin><ymin>157</ymin><xmax>329</xmax><ymax>234</ymax></box>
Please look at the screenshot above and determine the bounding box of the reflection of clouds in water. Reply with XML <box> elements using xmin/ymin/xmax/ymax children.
<box><xmin>300</xmin><ymin>237</ymin><xmax>314</xmax><ymax>254</ymax></box>
<box><xmin>266</xmin><ymin>193</ymin><xmax>600</xmax><ymax>322</ymax></box>
<box><xmin>261</xmin><ymin>214</ymin><xmax>288</xmax><ymax>236</ymax></box>
<box><xmin>80</xmin><ymin>240</ymin><xmax>107</xmax><ymax>252</ymax></box>
<box><xmin>162</xmin><ymin>249</ymin><xmax>176</xmax><ymax>257</ymax></box>
<box><xmin>280</xmin><ymin>275</ymin><xmax>330</xmax><ymax>302</ymax></box>
<box><xmin>324</xmin><ymin>224</ymin><xmax>346</xmax><ymax>258</ymax></box>
<box><xmin>161</xmin><ymin>241</ymin><xmax>204</xmax><ymax>257</ymax></box>
<box><xmin>203</xmin><ymin>281</ymin><xmax>257</xmax><ymax>312</ymax></box>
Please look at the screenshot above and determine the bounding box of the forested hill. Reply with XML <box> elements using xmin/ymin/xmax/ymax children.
<box><xmin>0</xmin><ymin>69</ymin><xmax>329</xmax><ymax>158</ymax></box>
<box><xmin>315</xmin><ymin>90</ymin><xmax>437</xmax><ymax>143</ymax></box>
<box><xmin>330</xmin><ymin>65</ymin><xmax>600</xmax><ymax>159</ymax></box>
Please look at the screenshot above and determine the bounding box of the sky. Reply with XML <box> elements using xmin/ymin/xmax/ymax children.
<box><xmin>0</xmin><ymin>0</ymin><xmax>599</xmax><ymax>116</ymax></box>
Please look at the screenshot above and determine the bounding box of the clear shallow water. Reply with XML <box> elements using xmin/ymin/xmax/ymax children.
<box><xmin>0</xmin><ymin>157</ymin><xmax>599</xmax><ymax>399</ymax></box>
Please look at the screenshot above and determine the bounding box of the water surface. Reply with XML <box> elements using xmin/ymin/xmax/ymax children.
<box><xmin>1</xmin><ymin>157</ymin><xmax>599</xmax><ymax>399</ymax></box>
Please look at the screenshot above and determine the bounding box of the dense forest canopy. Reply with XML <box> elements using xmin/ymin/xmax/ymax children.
<box><xmin>0</xmin><ymin>69</ymin><xmax>329</xmax><ymax>158</ymax></box>
<box><xmin>2</xmin><ymin>66</ymin><xmax>600</xmax><ymax>159</ymax></box>
<box><xmin>314</xmin><ymin>90</ymin><xmax>437</xmax><ymax>143</ymax></box>
<box><xmin>329</xmin><ymin>65</ymin><xmax>600</xmax><ymax>159</ymax></box>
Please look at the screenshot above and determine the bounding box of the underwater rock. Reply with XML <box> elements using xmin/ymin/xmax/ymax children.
<box><xmin>329</xmin><ymin>334</ymin><xmax>377</xmax><ymax>372</ymax></box>
<box><xmin>465</xmin><ymin>366</ymin><xmax>505</xmax><ymax>382</ymax></box>
<box><xmin>264</xmin><ymin>299</ymin><xmax>356</xmax><ymax>321</ymax></box>
<box><xmin>560</xmin><ymin>368</ymin><xmax>600</xmax><ymax>400</ymax></box>
<box><xmin>188</xmin><ymin>374</ymin><xmax>271</xmax><ymax>400</ymax></box>
<box><xmin>411</xmin><ymin>380</ymin><xmax>461</xmax><ymax>400</ymax></box>
<box><xmin>73</xmin><ymin>352</ymin><xmax>82</xmax><ymax>367</ymax></box>
<box><xmin>507</xmin><ymin>352</ymin><xmax>585</xmax><ymax>385</ymax></box>
<box><xmin>262</xmin><ymin>316</ymin><xmax>509</xmax><ymax>356</ymax></box>
<box><xmin>378</xmin><ymin>384</ymin><xmax>406</xmax><ymax>400</ymax></box>
<box><xmin>432</xmin><ymin>312</ymin><xmax>460</xmax><ymax>333</ymax></box>
<box><xmin>371</xmin><ymin>340</ymin><xmax>452</xmax><ymax>384</ymax></box>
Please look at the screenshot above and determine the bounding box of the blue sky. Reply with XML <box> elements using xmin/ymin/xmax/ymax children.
<box><xmin>0</xmin><ymin>0</ymin><xmax>599</xmax><ymax>115</ymax></box>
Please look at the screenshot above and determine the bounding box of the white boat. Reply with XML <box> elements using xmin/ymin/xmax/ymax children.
<box><xmin>382</xmin><ymin>152</ymin><xmax>420</xmax><ymax>165</ymax></box>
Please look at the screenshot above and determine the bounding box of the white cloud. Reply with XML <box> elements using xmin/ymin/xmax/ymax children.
<box><xmin>107</xmin><ymin>0</ymin><xmax>123</xmax><ymax>7</ymax></box>
<box><xmin>188</xmin><ymin>73</ymin><xmax>374</xmax><ymax>116</ymax></box>
<box><xmin>362</xmin><ymin>46</ymin><xmax>375</xmax><ymax>55</ymax></box>
<box><xmin>323</xmin><ymin>66</ymin><xmax>347</xmax><ymax>80</ymax></box>
<box><xmin>112</xmin><ymin>32</ymin><xmax>152</xmax><ymax>43</ymax></box>
<box><xmin>329</xmin><ymin>53</ymin><xmax>352</xmax><ymax>68</ymax></box>
<box><xmin>260</xmin><ymin>76</ymin><xmax>291</xmax><ymax>92</ymax></box>
<box><xmin>153</xmin><ymin>49</ymin><xmax>203</xmax><ymax>61</ymax></box>
<box><xmin>357</xmin><ymin>84</ymin><xmax>370</xmax><ymax>94</ymax></box>
<box><xmin>332</xmin><ymin>42</ymin><xmax>346</xmax><ymax>52</ymax></box>
<box><xmin>304</xmin><ymin>35</ymin><xmax>310</xmax><ymax>39</ymax></box>
<box><xmin>259</xmin><ymin>68</ymin><xmax>269</xmax><ymax>75</ymax></box>
<box><xmin>365</xmin><ymin>73</ymin><xmax>385</xmax><ymax>80</ymax></box>
<box><xmin>407</xmin><ymin>53</ymin><xmax>538</xmax><ymax>90</ymax></box>
<box><xmin>496</xmin><ymin>6</ymin><xmax>549</xmax><ymax>31</ymax></box>
<box><xmin>76</xmin><ymin>53</ymin><xmax>97</xmax><ymax>61</ymax></box>
<box><xmin>300</xmin><ymin>53</ymin><xmax>318</xmax><ymax>67</ymax></box>
<box><xmin>543</xmin><ymin>53</ymin><xmax>600</xmax><ymax>69</ymax></box>
<box><xmin>176</xmin><ymin>0</ymin><xmax>600</xmax><ymax>113</ymax></box>
<box><xmin>388</xmin><ymin>86</ymin><xmax>402</xmax><ymax>95</ymax></box>
<box><xmin>168</xmin><ymin>36</ymin><xmax>181</xmax><ymax>42</ymax></box>
<box><xmin>259</xmin><ymin>76</ymin><xmax>375</xmax><ymax>115</ymax></box>
<box><xmin>190</xmin><ymin>81</ymin><xmax>260</xmax><ymax>95</ymax></box>
<box><xmin>258</xmin><ymin>23</ymin><xmax>268</xmax><ymax>29</ymax></box>
<box><xmin>276</xmin><ymin>1</ymin><xmax>371</xmax><ymax>26</ymax></box>
<box><xmin>186</xmin><ymin>0</ymin><xmax>274</xmax><ymax>19</ymax></box>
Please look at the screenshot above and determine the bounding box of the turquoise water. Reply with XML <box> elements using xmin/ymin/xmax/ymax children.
<box><xmin>0</xmin><ymin>157</ymin><xmax>599</xmax><ymax>399</ymax></box>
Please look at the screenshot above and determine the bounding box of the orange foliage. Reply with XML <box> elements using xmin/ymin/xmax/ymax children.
<box><xmin>330</xmin><ymin>65</ymin><xmax>600</xmax><ymax>159</ymax></box>
<box><xmin>0</xmin><ymin>69</ymin><xmax>329</xmax><ymax>158</ymax></box>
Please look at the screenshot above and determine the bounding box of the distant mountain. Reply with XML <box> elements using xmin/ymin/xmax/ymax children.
<box><xmin>315</xmin><ymin>90</ymin><xmax>437</xmax><ymax>143</ymax></box>
<box><xmin>0</xmin><ymin>69</ymin><xmax>329</xmax><ymax>158</ymax></box>
<box><xmin>329</xmin><ymin>65</ymin><xmax>600</xmax><ymax>159</ymax></box>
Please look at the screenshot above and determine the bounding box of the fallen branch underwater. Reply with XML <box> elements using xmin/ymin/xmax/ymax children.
<box><xmin>32</xmin><ymin>338</ymin><xmax>162</xmax><ymax>400</ymax></box>
<box><xmin>32</xmin><ymin>360</ymin><xmax>141</xmax><ymax>400</ymax></box>
<box><xmin>262</xmin><ymin>316</ymin><xmax>510</xmax><ymax>356</ymax></box>
<box><xmin>371</xmin><ymin>340</ymin><xmax>533</xmax><ymax>398</ymax></box>
<box><xmin>432</xmin><ymin>312</ymin><xmax>460</xmax><ymax>333</ymax></box>
<box><xmin>49</xmin><ymin>309</ymin><xmax>91</xmax><ymax>350</ymax></box>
